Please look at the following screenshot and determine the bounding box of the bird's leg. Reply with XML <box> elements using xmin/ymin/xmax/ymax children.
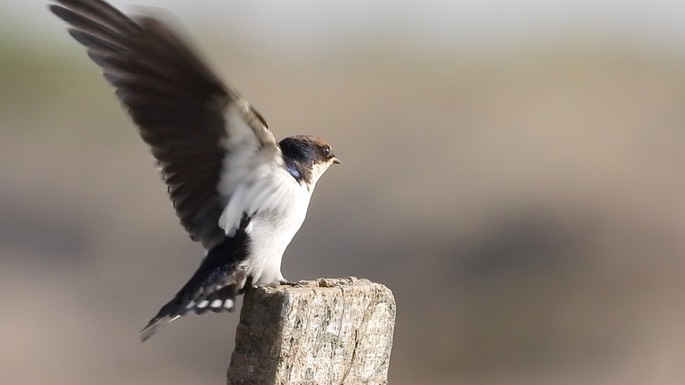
<box><xmin>278</xmin><ymin>279</ymin><xmax>300</xmax><ymax>287</ymax></box>
<box><xmin>277</xmin><ymin>272</ymin><xmax>301</xmax><ymax>286</ymax></box>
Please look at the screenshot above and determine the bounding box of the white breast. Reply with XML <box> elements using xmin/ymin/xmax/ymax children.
<box><xmin>218</xmin><ymin>163</ymin><xmax>314</xmax><ymax>286</ymax></box>
<box><xmin>243</xmin><ymin>173</ymin><xmax>313</xmax><ymax>285</ymax></box>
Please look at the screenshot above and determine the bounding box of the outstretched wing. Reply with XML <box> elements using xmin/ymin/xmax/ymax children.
<box><xmin>50</xmin><ymin>0</ymin><xmax>285</xmax><ymax>248</ymax></box>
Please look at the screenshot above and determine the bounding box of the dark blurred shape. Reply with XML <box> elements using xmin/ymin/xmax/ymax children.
<box><xmin>457</xmin><ymin>207</ymin><xmax>590</xmax><ymax>278</ymax></box>
<box><xmin>0</xmin><ymin>196</ymin><xmax>89</xmax><ymax>264</ymax></box>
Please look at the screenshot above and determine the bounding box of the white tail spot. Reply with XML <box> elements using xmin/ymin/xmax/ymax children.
<box><xmin>210</xmin><ymin>299</ymin><xmax>223</xmax><ymax>308</ymax></box>
<box><xmin>197</xmin><ymin>300</ymin><xmax>209</xmax><ymax>308</ymax></box>
<box><xmin>224</xmin><ymin>299</ymin><xmax>234</xmax><ymax>309</ymax></box>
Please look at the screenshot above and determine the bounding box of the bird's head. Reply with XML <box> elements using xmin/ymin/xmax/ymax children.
<box><xmin>279</xmin><ymin>135</ymin><xmax>340</xmax><ymax>188</ymax></box>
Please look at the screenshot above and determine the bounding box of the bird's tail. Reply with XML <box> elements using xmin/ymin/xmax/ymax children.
<box><xmin>139</xmin><ymin>284</ymin><xmax>239</xmax><ymax>342</ymax></box>
<box><xmin>139</xmin><ymin>232</ymin><xmax>250</xmax><ymax>342</ymax></box>
<box><xmin>140</xmin><ymin>313</ymin><xmax>181</xmax><ymax>343</ymax></box>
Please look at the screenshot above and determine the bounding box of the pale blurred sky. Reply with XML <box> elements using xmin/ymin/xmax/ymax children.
<box><xmin>4</xmin><ymin>0</ymin><xmax>685</xmax><ymax>54</ymax></box>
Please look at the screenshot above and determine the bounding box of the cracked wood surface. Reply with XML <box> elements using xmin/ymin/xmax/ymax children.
<box><xmin>227</xmin><ymin>277</ymin><xmax>396</xmax><ymax>385</ymax></box>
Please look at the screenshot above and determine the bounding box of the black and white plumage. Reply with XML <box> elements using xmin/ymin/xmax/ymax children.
<box><xmin>49</xmin><ymin>0</ymin><xmax>340</xmax><ymax>342</ymax></box>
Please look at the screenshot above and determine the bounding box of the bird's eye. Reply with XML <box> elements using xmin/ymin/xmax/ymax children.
<box><xmin>322</xmin><ymin>146</ymin><xmax>332</xmax><ymax>158</ymax></box>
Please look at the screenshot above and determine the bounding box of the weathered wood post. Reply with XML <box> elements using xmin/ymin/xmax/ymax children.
<box><xmin>227</xmin><ymin>277</ymin><xmax>396</xmax><ymax>385</ymax></box>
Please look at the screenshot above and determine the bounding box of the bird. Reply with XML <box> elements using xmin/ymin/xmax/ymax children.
<box><xmin>49</xmin><ymin>0</ymin><xmax>340</xmax><ymax>342</ymax></box>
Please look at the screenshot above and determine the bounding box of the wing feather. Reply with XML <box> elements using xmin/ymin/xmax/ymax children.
<box><xmin>51</xmin><ymin>0</ymin><xmax>287</xmax><ymax>248</ymax></box>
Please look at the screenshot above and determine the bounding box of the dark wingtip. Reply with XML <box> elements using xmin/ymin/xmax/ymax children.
<box><xmin>48</xmin><ymin>3</ymin><xmax>68</xmax><ymax>21</ymax></box>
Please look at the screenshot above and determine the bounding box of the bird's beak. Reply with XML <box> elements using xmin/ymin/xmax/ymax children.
<box><xmin>332</xmin><ymin>157</ymin><xmax>341</xmax><ymax>165</ymax></box>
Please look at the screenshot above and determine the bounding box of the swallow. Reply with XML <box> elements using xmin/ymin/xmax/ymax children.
<box><xmin>49</xmin><ymin>0</ymin><xmax>340</xmax><ymax>342</ymax></box>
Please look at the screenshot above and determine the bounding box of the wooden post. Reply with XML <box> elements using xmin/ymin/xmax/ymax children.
<box><xmin>227</xmin><ymin>277</ymin><xmax>396</xmax><ymax>385</ymax></box>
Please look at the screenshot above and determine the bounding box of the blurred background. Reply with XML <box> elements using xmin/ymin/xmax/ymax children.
<box><xmin>2</xmin><ymin>1</ymin><xmax>685</xmax><ymax>384</ymax></box>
